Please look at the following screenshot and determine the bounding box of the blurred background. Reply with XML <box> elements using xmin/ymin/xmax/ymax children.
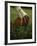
<box><xmin>10</xmin><ymin>6</ymin><xmax>32</xmax><ymax>40</ymax></box>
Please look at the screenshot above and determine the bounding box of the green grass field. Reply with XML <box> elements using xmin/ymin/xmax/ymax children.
<box><xmin>10</xmin><ymin>6</ymin><xmax>32</xmax><ymax>40</ymax></box>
